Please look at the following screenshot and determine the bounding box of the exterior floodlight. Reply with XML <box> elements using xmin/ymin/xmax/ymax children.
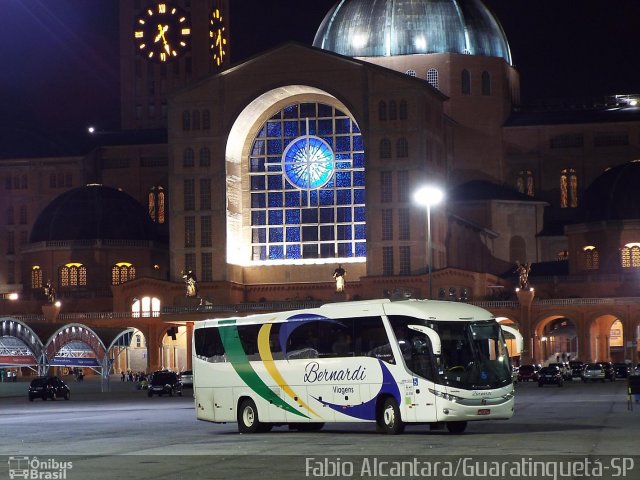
<box><xmin>414</xmin><ymin>186</ymin><xmax>444</xmax><ymax>299</ymax></box>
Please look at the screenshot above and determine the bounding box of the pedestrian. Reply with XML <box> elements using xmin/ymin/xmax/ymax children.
<box><xmin>121</xmin><ymin>371</ymin><xmax>125</xmax><ymax>382</ymax></box>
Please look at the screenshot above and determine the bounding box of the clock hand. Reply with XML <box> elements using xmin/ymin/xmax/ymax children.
<box><xmin>155</xmin><ymin>24</ymin><xmax>169</xmax><ymax>44</ymax></box>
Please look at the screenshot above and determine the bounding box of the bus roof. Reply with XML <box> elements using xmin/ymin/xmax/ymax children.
<box><xmin>194</xmin><ymin>299</ymin><xmax>495</xmax><ymax>329</ymax></box>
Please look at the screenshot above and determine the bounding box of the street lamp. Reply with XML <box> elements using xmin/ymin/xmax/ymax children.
<box><xmin>414</xmin><ymin>185</ymin><xmax>444</xmax><ymax>299</ymax></box>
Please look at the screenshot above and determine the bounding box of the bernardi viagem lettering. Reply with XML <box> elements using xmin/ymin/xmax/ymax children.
<box><xmin>303</xmin><ymin>361</ymin><xmax>367</xmax><ymax>383</ymax></box>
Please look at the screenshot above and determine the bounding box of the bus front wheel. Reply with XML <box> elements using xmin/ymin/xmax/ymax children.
<box><xmin>378</xmin><ymin>398</ymin><xmax>405</xmax><ymax>435</ymax></box>
<box><xmin>238</xmin><ymin>398</ymin><xmax>261</xmax><ymax>434</ymax></box>
<box><xmin>446</xmin><ymin>421</ymin><xmax>467</xmax><ymax>434</ymax></box>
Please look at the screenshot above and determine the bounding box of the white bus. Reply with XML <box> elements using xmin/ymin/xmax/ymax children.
<box><xmin>192</xmin><ymin>299</ymin><xmax>522</xmax><ymax>434</ymax></box>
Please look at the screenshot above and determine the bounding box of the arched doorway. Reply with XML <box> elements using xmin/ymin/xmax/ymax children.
<box><xmin>160</xmin><ymin>326</ymin><xmax>188</xmax><ymax>373</ymax></box>
<box><xmin>108</xmin><ymin>328</ymin><xmax>148</xmax><ymax>378</ymax></box>
<box><xmin>535</xmin><ymin>316</ymin><xmax>578</xmax><ymax>364</ymax></box>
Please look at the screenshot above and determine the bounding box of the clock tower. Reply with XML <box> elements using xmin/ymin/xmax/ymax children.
<box><xmin>119</xmin><ymin>0</ymin><xmax>230</xmax><ymax>130</ymax></box>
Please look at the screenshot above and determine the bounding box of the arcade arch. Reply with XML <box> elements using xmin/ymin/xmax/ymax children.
<box><xmin>534</xmin><ymin>315</ymin><xmax>578</xmax><ymax>365</ymax></box>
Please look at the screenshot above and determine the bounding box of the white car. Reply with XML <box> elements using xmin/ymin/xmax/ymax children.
<box><xmin>582</xmin><ymin>363</ymin><xmax>605</xmax><ymax>383</ymax></box>
<box><xmin>179</xmin><ymin>370</ymin><xmax>193</xmax><ymax>388</ymax></box>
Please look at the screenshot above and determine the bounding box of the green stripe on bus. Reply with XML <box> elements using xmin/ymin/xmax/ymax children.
<box><xmin>219</xmin><ymin>325</ymin><xmax>308</xmax><ymax>418</ymax></box>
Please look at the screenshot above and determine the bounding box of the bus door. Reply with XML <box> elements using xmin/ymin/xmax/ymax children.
<box><xmin>401</xmin><ymin>325</ymin><xmax>440</xmax><ymax>422</ymax></box>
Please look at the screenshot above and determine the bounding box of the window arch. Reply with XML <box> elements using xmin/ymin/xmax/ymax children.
<box><xmin>112</xmin><ymin>262</ymin><xmax>136</xmax><ymax>285</ymax></box>
<box><xmin>248</xmin><ymin>101</ymin><xmax>366</xmax><ymax>261</ymax></box>
<box><xmin>583</xmin><ymin>246</ymin><xmax>599</xmax><ymax>270</ymax></box>
<box><xmin>399</xmin><ymin>100</ymin><xmax>408</xmax><ymax>120</ymax></box>
<box><xmin>560</xmin><ymin>168</ymin><xmax>578</xmax><ymax>208</ymax></box>
<box><xmin>131</xmin><ymin>296</ymin><xmax>161</xmax><ymax>318</ymax></box>
<box><xmin>388</xmin><ymin>100</ymin><xmax>397</xmax><ymax>120</ymax></box>
<box><xmin>461</xmin><ymin>69</ymin><xmax>471</xmax><ymax>95</ymax></box>
<box><xmin>202</xmin><ymin>110</ymin><xmax>211</xmax><ymax>130</ymax></box>
<box><xmin>427</xmin><ymin>68</ymin><xmax>439</xmax><ymax>90</ymax></box>
<box><xmin>148</xmin><ymin>186</ymin><xmax>166</xmax><ymax>224</ymax></box>
<box><xmin>378</xmin><ymin>101</ymin><xmax>387</xmax><ymax>121</ymax></box>
<box><xmin>31</xmin><ymin>266</ymin><xmax>43</xmax><ymax>289</ymax></box>
<box><xmin>182</xmin><ymin>111</ymin><xmax>191</xmax><ymax>130</ymax></box>
<box><xmin>199</xmin><ymin>147</ymin><xmax>211</xmax><ymax>167</ymax></box>
<box><xmin>481</xmin><ymin>71</ymin><xmax>491</xmax><ymax>96</ymax></box>
<box><xmin>396</xmin><ymin>138</ymin><xmax>408</xmax><ymax>158</ymax></box>
<box><xmin>380</xmin><ymin>138</ymin><xmax>392</xmax><ymax>159</ymax></box>
<box><xmin>621</xmin><ymin>244</ymin><xmax>640</xmax><ymax>268</ymax></box>
<box><xmin>6</xmin><ymin>206</ymin><xmax>14</xmax><ymax>225</ymax></box>
<box><xmin>517</xmin><ymin>170</ymin><xmax>535</xmax><ymax>196</ymax></box>
<box><xmin>183</xmin><ymin>148</ymin><xmax>195</xmax><ymax>167</ymax></box>
<box><xmin>192</xmin><ymin>110</ymin><xmax>201</xmax><ymax>130</ymax></box>
<box><xmin>59</xmin><ymin>263</ymin><xmax>86</xmax><ymax>287</ymax></box>
<box><xmin>406</xmin><ymin>70</ymin><xmax>416</xmax><ymax>77</ymax></box>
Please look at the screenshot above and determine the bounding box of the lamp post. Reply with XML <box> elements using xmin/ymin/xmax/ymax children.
<box><xmin>414</xmin><ymin>186</ymin><xmax>444</xmax><ymax>299</ymax></box>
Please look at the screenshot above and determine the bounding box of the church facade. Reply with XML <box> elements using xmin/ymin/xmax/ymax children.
<box><xmin>1</xmin><ymin>0</ymin><xmax>639</xmax><ymax>375</ymax></box>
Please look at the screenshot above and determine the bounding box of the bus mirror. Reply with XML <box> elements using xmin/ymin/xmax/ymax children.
<box><xmin>500</xmin><ymin>325</ymin><xmax>524</xmax><ymax>354</ymax></box>
<box><xmin>407</xmin><ymin>325</ymin><xmax>441</xmax><ymax>355</ymax></box>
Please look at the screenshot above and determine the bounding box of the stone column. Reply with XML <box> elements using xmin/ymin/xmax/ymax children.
<box><xmin>516</xmin><ymin>288</ymin><xmax>535</xmax><ymax>363</ymax></box>
<box><xmin>186</xmin><ymin>322</ymin><xmax>194</xmax><ymax>370</ymax></box>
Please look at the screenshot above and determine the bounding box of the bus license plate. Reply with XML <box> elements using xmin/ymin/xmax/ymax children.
<box><xmin>477</xmin><ymin>409</ymin><xmax>490</xmax><ymax>415</ymax></box>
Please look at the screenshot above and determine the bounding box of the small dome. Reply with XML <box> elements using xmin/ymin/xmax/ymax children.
<box><xmin>30</xmin><ymin>185</ymin><xmax>156</xmax><ymax>243</ymax></box>
<box><xmin>313</xmin><ymin>0</ymin><xmax>512</xmax><ymax>64</ymax></box>
<box><xmin>583</xmin><ymin>161</ymin><xmax>640</xmax><ymax>222</ymax></box>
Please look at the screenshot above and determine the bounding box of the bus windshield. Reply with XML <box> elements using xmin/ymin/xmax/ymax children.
<box><xmin>389</xmin><ymin>316</ymin><xmax>512</xmax><ymax>390</ymax></box>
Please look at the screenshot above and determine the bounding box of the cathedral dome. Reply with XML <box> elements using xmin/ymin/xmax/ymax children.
<box><xmin>313</xmin><ymin>0</ymin><xmax>512</xmax><ymax>64</ymax></box>
<box><xmin>583</xmin><ymin>161</ymin><xmax>640</xmax><ymax>222</ymax></box>
<box><xmin>30</xmin><ymin>184</ymin><xmax>157</xmax><ymax>243</ymax></box>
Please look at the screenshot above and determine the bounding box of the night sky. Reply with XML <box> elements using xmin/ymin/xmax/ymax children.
<box><xmin>1</xmin><ymin>0</ymin><xmax>639</xmax><ymax>137</ymax></box>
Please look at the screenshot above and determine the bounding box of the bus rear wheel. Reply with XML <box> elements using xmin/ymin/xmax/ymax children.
<box><xmin>377</xmin><ymin>397</ymin><xmax>404</xmax><ymax>435</ymax></box>
<box><xmin>238</xmin><ymin>398</ymin><xmax>261</xmax><ymax>434</ymax></box>
<box><xmin>446</xmin><ymin>421</ymin><xmax>467</xmax><ymax>434</ymax></box>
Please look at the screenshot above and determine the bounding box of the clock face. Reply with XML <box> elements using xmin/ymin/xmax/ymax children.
<box><xmin>209</xmin><ymin>8</ymin><xmax>227</xmax><ymax>67</ymax></box>
<box><xmin>134</xmin><ymin>3</ymin><xmax>191</xmax><ymax>62</ymax></box>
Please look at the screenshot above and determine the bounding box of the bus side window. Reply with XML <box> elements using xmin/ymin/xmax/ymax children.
<box><xmin>194</xmin><ymin>327</ymin><xmax>225</xmax><ymax>362</ymax></box>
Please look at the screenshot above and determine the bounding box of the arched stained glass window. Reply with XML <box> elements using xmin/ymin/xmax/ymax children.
<box><xmin>583</xmin><ymin>246</ymin><xmax>599</xmax><ymax>270</ymax></box>
<box><xmin>380</xmin><ymin>138</ymin><xmax>391</xmax><ymax>159</ymax></box>
<box><xmin>406</xmin><ymin>70</ymin><xmax>416</xmax><ymax>77</ymax></box>
<box><xmin>148</xmin><ymin>186</ymin><xmax>165</xmax><ymax>224</ymax></box>
<box><xmin>389</xmin><ymin>101</ymin><xmax>397</xmax><ymax>120</ymax></box>
<box><xmin>461</xmin><ymin>69</ymin><xmax>471</xmax><ymax>95</ymax></box>
<box><xmin>379</xmin><ymin>101</ymin><xmax>387</xmax><ymax>121</ymax></box>
<box><xmin>183</xmin><ymin>148</ymin><xmax>195</xmax><ymax>167</ymax></box>
<box><xmin>199</xmin><ymin>147</ymin><xmax>211</xmax><ymax>167</ymax></box>
<box><xmin>481</xmin><ymin>71</ymin><xmax>491</xmax><ymax>96</ymax></box>
<box><xmin>396</xmin><ymin>138</ymin><xmax>408</xmax><ymax>158</ymax></box>
<box><xmin>517</xmin><ymin>170</ymin><xmax>535</xmax><ymax>196</ymax></box>
<box><xmin>31</xmin><ymin>266</ymin><xmax>42</xmax><ymax>289</ymax></box>
<box><xmin>112</xmin><ymin>262</ymin><xmax>136</xmax><ymax>285</ymax></box>
<box><xmin>427</xmin><ymin>68</ymin><xmax>439</xmax><ymax>90</ymax></box>
<box><xmin>560</xmin><ymin>168</ymin><xmax>578</xmax><ymax>208</ymax></box>
<box><xmin>59</xmin><ymin>263</ymin><xmax>86</xmax><ymax>287</ymax></box>
<box><xmin>249</xmin><ymin>101</ymin><xmax>366</xmax><ymax>261</ymax></box>
<box><xmin>622</xmin><ymin>244</ymin><xmax>640</xmax><ymax>268</ymax></box>
<box><xmin>399</xmin><ymin>100</ymin><xmax>408</xmax><ymax>120</ymax></box>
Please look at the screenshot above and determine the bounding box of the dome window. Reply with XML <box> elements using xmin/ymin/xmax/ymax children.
<box><xmin>427</xmin><ymin>68</ymin><xmax>439</xmax><ymax>90</ymax></box>
<box><xmin>461</xmin><ymin>69</ymin><xmax>471</xmax><ymax>95</ymax></box>
<box><xmin>560</xmin><ymin>169</ymin><xmax>578</xmax><ymax>208</ymax></box>
<box><xmin>59</xmin><ymin>263</ymin><xmax>86</xmax><ymax>287</ymax></box>
<box><xmin>582</xmin><ymin>246</ymin><xmax>599</xmax><ymax>270</ymax></box>
<box><xmin>406</xmin><ymin>69</ymin><xmax>416</xmax><ymax>77</ymax></box>
<box><xmin>112</xmin><ymin>262</ymin><xmax>136</xmax><ymax>285</ymax></box>
<box><xmin>621</xmin><ymin>243</ymin><xmax>640</xmax><ymax>269</ymax></box>
<box><xmin>31</xmin><ymin>266</ymin><xmax>42</xmax><ymax>289</ymax></box>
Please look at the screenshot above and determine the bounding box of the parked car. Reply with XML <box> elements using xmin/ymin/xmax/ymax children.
<box><xmin>28</xmin><ymin>376</ymin><xmax>70</xmax><ymax>401</ymax></box>
<box><xmin>537</xmin><ymin>366</ymin><xmax>564</xmax><ymax>387</ymax></box>
<box><xmin>568</xmin><ymin>360</ymin><xmax>584</xmax><ymax>378</ymax></box>
<box><xmin>547</xmin><ymin>362</ymin><xmax>572</xmax><ymax>380</ymax></box>
<box><xmin>613</xmin><ymin>363</ymin><xmax>631</xmax><ymax>378</ymax></box>
<box><xmin>511</xmin><ymin>366</ymin><xmax>519</xmax><ymax>384</ymax></box>
<box><xmin>582</xmin><ymin>363</ymin><xmax>606</xmax><ymax>383</ymax></box>
<box><xmin>179</xmin><ymin>370</ymin><xmax>193</xmax><ymax>388</ymax></box>
<box><xmin>517</xmin><ymin>364</ymin><xmax>539</xmax><ymax>382</ymax></box>
<box><xmin>148</xmin><ymin>370</ymin><xmax>182</xmax><ymax>397</ymax></box>
<box><xmin>600</xmin><ymin>362</ymin><xmax>616</xmax><ymax>381</ymax></box>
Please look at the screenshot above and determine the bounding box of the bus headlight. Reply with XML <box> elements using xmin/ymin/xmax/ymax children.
<box><xmin>428</xmin><ymin>388</ymin><xmax>462</xmax><ymax>403</ymax></box>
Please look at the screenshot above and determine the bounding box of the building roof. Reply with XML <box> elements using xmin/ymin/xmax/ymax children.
<box><xmin>29</xmin><ymin>184</ymin><xmax>157</xmax><ymax>243</ymax></box>
<box><xmin>582</xmin><ymin>160</ymin><xmax>640</xmax><ymax>222</ymax></box>
<box><xmin>313</xmin><ymin>0</ymin><xmax>512</xmax><ymax>64</ymax></box>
